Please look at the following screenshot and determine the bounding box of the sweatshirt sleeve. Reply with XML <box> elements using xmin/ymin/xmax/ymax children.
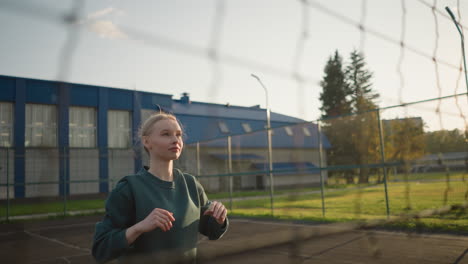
<box><xmin>196</xmin><ymin>178</ymin><xmax>229</xmax><ymax>240</ymax></box>
<box><xmin>92</xmin><ymin>179</ymin><xmax>135</xmax><ymax>263</ymax></box>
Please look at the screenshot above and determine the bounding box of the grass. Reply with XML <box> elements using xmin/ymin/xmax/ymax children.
<box><xmin>388</xmin><ymin>171</ymin><xmax>467</xmax><ymax>182</ymax></box>
<box><xmin>1</xmin><ymin>172</ymin><xmax>467</xmax><ymax>234</ymax></box>
<box><xmin>0</xmin><ymin>199</ymin><xmax>105</xmax><ymax>218</ymax></box>
<box><xmin>206</xmin><ymin>187</ymin><xmax>322</xmax><ymax>200</ymax></box>
<box><xmin>206</xmin><ymin>171</ymin><xmax>467</xmax><ymax>200</ymax></box>
<box><xmin>327</xmin><ymin>171</ymin><xmax>467</xmax><ymax>185</ymax></box>
<box><xmin>228</xmin><ymin>178</ymin><xmax>468</xmax><ymax>234</ymax></box>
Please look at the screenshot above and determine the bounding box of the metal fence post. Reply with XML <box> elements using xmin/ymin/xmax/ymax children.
<box><xmin>6</xmin><ymin>148</ymin><xmax>10</xmax><ymax>222</ymax></box>
<box><xmin>267</xmin><ymin>124</ymin><xmax>274</xmax><ymax>216</ymax></box>
<box><xmin>196</xmin><ymin>142</ymin><xmax>201</xmax><ymax>177</ymax></box>
<box><xmin>63</xmin><ymin>147</ymin><xmax>67</xmax><ymax>216</ymax></box>
<box><xmin>250</xmin><ymin>73</ymin><xmax>274</xmax><ymax>215</ymax></box>
<box><xmin>227</xmin><ymin>136</ymin><xmax>233</xmax><ymax>211</ymax></box>
<box><xmin>110</xmin><ymin>150</ymin><xmax>114</xmax><ymax>190</ymax></box>
<box><xmin>317</xmin><ymin>121</ymin><xmax>326</xmax><ymax>217</ymax></box>
<box><xmin>377</xmin><ymin>109</ymin><xmax>390</xmax><ymax>218</ymax></box>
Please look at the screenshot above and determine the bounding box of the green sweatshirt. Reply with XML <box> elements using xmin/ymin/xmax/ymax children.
<box><xmin>92</xmin><ymin>166</ymin><xmax>228</xmax><ymax>263</ymax></box>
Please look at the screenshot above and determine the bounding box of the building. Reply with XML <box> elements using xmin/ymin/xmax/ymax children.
<box><xmin>172</xmin><ymin>97</ymin><xmax>331</xmax><ymax>192</ymax></box>
<box><xmin>412</xmin><ymin>152</ymin><xmax>467</xmax><ymax>173</ymax></box>
<box><xmin>0</xmin><ymin>75</ymin><xmax>330</xmax><ymax>198</ymax></box>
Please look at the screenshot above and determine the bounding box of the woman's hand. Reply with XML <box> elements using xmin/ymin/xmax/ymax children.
<box><xmin>203</xmin><ymin>201</ymin><xmax>228</xmax><ymax>225</ymax></box>
<box><xmin>126</xmin><ymin>208</ymin><xmax>175</xmax><ymax>245</ymax></box>
<box><xmin>138</xmin><ymin>208</ymin><xmax>175</xmax><ymax>233</ymax></box>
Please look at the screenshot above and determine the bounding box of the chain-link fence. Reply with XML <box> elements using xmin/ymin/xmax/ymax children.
<box><xmin>1</xmin><ymin>94</ymin><xmax>465</xmax><ymax>227</ymax></box>
<box><xmin>0</xmin><ymin>0</ymin><xmax>468</xmax><ymax>262</ymax></box>
<box><xmin>183</xmin><ymin>94</ymin><xmax>467</xmax><ymax>225</ymax></box>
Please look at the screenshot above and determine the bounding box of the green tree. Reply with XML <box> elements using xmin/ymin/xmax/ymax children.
<box><xmin>345</xmin><ymin>50</ymin><xmax>379</xmax><ymax>113</ymax></box>
<box><xmin>319</xmin><ymin>50</ymin><xmax>352</xmax><ymax>118</ymax></box>
<box><xmin>384</xmin><ymin>118</ymin><xmax>426</xmax><ymax>165</ymax></box>
<box><xmin>345</xmin><ymin>50</ymin><xmax>380</xmax><ymax>183</ymax></box>
<box><xmin>319</xmin><ymin>51</ymin><xmax>355</xmax><ymax>183</ymax></box>
<box><xmin>424</xmin><ymin>129</ymin><xmax>467</xmax><ymax>153</ymax></box>
<box><xmin>383</xmin><ymin>118</ymin><xmax>426</xmax><ymax>209</ymax></box>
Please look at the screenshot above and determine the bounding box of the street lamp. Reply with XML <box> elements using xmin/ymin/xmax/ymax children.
<box><xmin>251</xmin><ymin>73</ymin><xmax>275</xmax><ymax>215</ymax></box>
<box><xmin>445</xmin><ymin>6</ymin><xmax>468</xmax><ymax>101</ymax></box>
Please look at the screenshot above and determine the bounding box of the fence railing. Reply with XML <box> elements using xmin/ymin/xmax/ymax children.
<box><xmin>1</xmin><ymin>93</ymin><xmax>467</xmax><ymax>223</ymax></box>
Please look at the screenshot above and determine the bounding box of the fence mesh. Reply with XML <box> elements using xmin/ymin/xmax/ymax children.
<box><xmin>0</xmin><ymin>0</ymin><xmax>467</xmax><ymax>262</ymax></box>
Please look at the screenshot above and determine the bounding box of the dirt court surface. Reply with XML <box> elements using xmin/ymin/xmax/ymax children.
<box><xmin>0</xmin><ymin>215</ymin><xmax>467</xmax><ymax>264</ymax></box>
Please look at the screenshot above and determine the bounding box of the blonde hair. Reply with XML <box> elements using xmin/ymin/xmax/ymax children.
<box><xmin>138</xmin><ymin>111</ymin><xmax>184</xmax><ymax>156</ymax></box>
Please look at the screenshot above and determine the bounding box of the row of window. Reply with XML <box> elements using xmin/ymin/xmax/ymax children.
<box><xmin>0</xmin><ymin>102</ymin><xmax>314</xmax><ymax>148</ymax></box>
<box><xmin>0</xmin><ymin>102</ymin><xmax>135</xmax><ymax>148</ymax></box>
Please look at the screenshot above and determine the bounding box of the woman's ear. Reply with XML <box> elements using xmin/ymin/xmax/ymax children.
<box><xmin>142</xmin><ymin>135</ymin><xmax>150</xmax><ymax>150</ymax></box>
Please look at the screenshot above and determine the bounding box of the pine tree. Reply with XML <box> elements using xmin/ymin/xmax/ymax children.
<box><xmin>345</xmin><ymin>50</ymin><xmax>379</xmax><ymax>113</ymax></box>
<box><xmin>319</xmin><ymin>50</ymin><xmax>352</xmax><ymax>118</ymax></box>
<box><xmin>344</xmin><ymin>50</ymin><xmax>380</xmax><ymax>183</ymax></box>
<box><xmin>319</xmin><ymin>51</ymin><xmax>355</xmax><ymax>183</ymax></box>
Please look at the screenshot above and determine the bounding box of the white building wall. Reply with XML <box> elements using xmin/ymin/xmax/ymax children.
<box><xmin>108</xmin><ymin>149</ymin><xmax>135</xmax><ymax>190</ymax></box>
<box><xmin>0</xmin><ymin>148</ymin><xmax>14</xmax><ymax>199</ymax></box>
<box><xmin>25</xmin><ymin>148</ymin><xmax>59</xmax><ymax>197</ymax></box>
<box><xmin>69</xmin><ymin>149</ymin><xmax>99</xmax><ymax>195</ymax></box>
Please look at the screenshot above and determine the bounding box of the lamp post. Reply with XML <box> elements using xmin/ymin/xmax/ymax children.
<box><xmin>445</xmin><ymin>7</ymin><xmax>468</xmax><ymax>101</ymax></box>
<box><xmin>251</xmin><ymin>74</ymin><xmax>274</xmax><ymax>215</ymax></box>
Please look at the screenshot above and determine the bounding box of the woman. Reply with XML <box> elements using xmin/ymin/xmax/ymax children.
<box><xmin>92</xmin><ymin>112</ymin><xmax>228</xmax><ymax>263</ymax></box>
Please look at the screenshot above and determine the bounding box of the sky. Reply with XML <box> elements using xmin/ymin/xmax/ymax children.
<box><xmin>0</xmin><ymin>0</ymin><xmax>466</xmax><ymax>132</ymax></box>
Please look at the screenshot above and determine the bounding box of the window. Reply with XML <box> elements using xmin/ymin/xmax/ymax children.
<box><xmin>242</xmin><ymin>123</ymin><xmax>252</xmax><ymax>133</ymax></box>
<box><xmin>25</xmin><ymin>104</ymin><xmax>57</xmax><ymax>147</ymax></box>
<box><xmin>108</xmin><ymin>110</ymin><xmax>132</xmax><ymax>148</ymax></box>
<box><xmin>284</xmin><ymin>126</ymin><xmax>293</xmax><ymax>136</ymax></box>
<box><xmin>69</xmin><ymin>107</ymin><xmax>96</xmax><ymax>148</ymax></box>
<box><xmin>218</xmin><ymin>121</ymin><xmax>229</xmax><ymax>133</ymax></box>
<box><xmin>303</xmin><ymin>126</ymin><xmax>311</xmax><ymax>136</ymax></box>
<box><xmin>0</xmin><ymin>102</ymin><xmax>13</xmax><ymax>147</ymax></box>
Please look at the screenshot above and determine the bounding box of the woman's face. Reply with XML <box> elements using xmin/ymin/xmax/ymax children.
<box><xmin>143</xmin><ymin>118</ymin><xmax>184</xmax><ymax>161</ymax></box>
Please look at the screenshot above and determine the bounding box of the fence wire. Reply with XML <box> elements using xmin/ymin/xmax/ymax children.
<box><xmin>0</xmin><ymin>0</ymin><xmax>467</xmax><ymax>263</ymax></box>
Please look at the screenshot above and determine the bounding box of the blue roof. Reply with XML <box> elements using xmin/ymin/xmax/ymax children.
<box><xmin>172</xmin><ymin>100</ymin><xmax>304</xmax><ymax>123</ymax></box>
<box><xmin>172</xmin><ymin>101</ymin><xmax>331</xmax><ymax>149</ymax></box>
<box><xmin>177</xmin><ymin>114</ymin><xmax>303</xmax><ymax>144</ymax></box>
<box><xmin>190</xmin><ymin>122</ymin><xmax>331</xmax><ymax>149</ymax></box>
